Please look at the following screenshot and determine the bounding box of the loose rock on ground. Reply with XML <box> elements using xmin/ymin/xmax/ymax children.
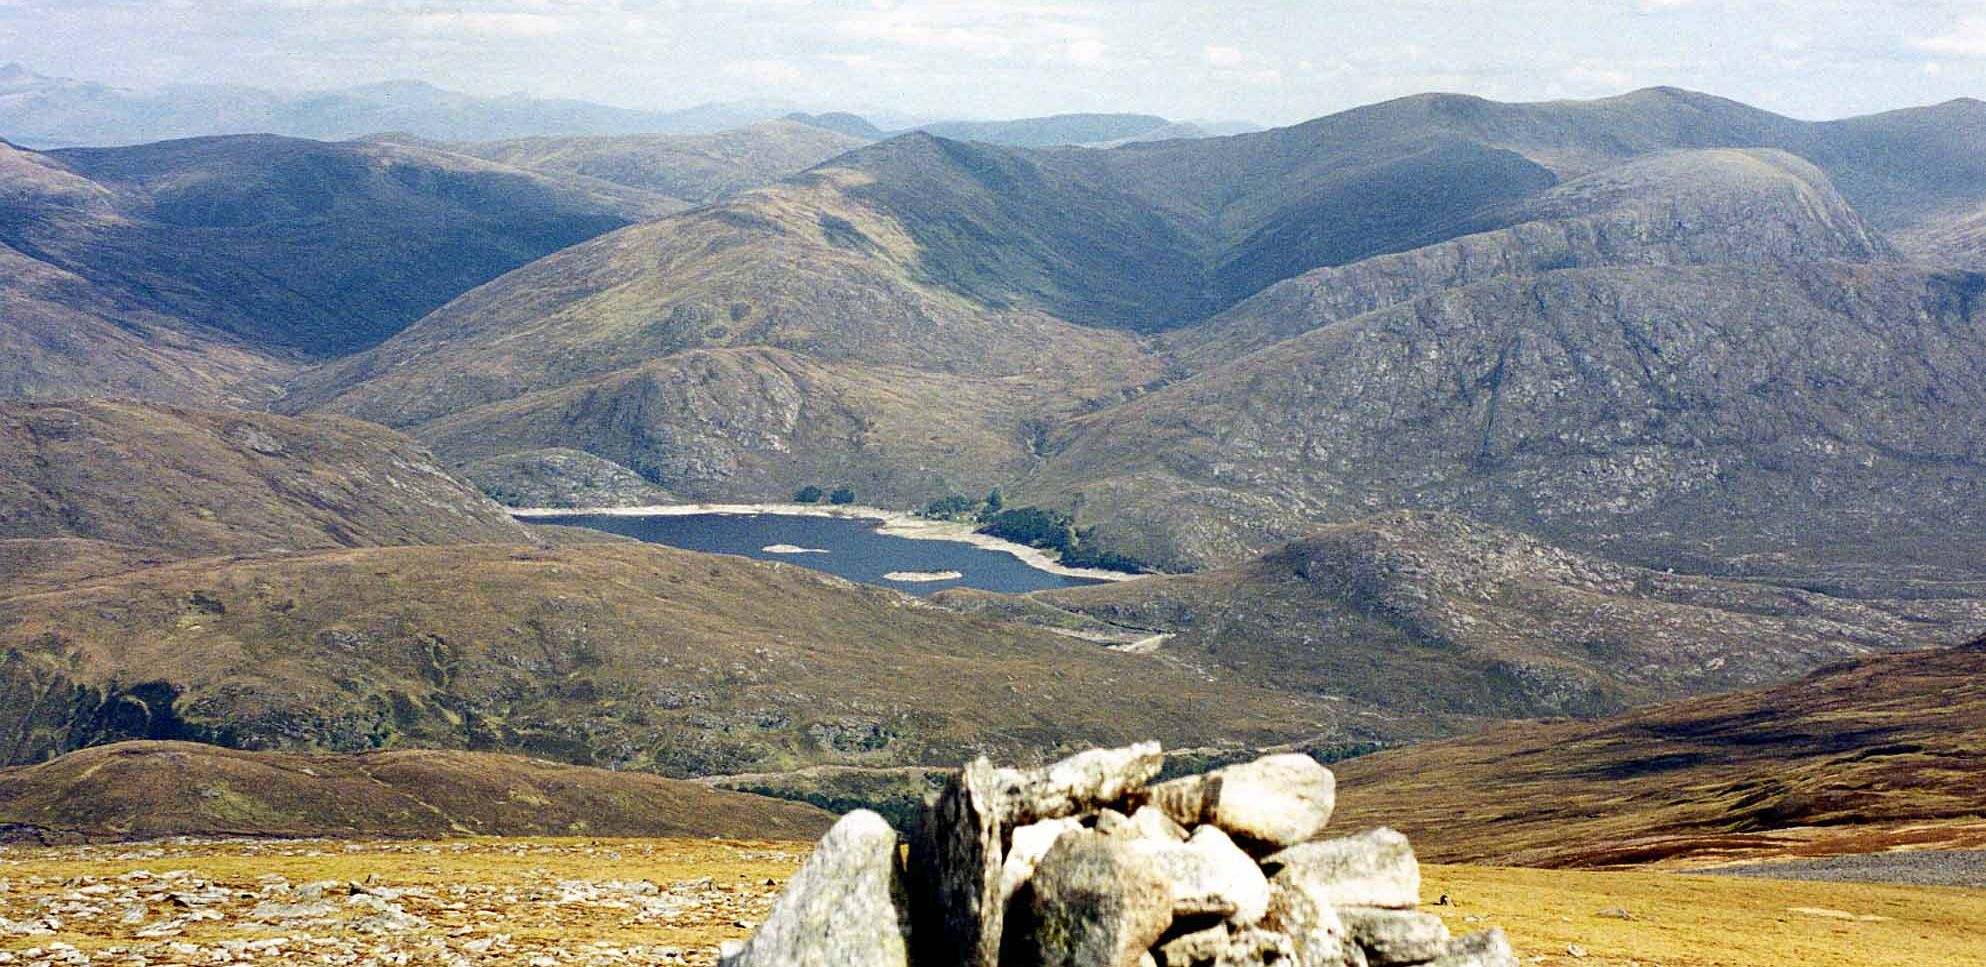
<box><xmin>724</xmin><ymin>743</ymin><xmax>1524</xmax><ymax>967</ymax></box>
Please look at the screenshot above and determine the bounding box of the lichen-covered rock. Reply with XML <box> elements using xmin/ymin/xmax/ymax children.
<box><xmin>1002</xmin><ymin>817</ymin><xmax>1086</xmax><ymax>910</ymax></box>
<box><xmin>1146</xmin><ymin>754</ymin><xmax>1336</xmax><ymax>852</ymax></box>
<box><xmin>1154</xmin><ymin>923</ymin><xmax>1298</xmax><ymax>967</ymax></box>
<box><xmin>1127</xmin><ymin>825</ymin><xmax>1270</xmax><ymax>924</ymax></box>
<box><xmin>1265</xmin><ymin>828</ymin><xmax>1420</xmax><ymax>910</ymax></box>
<box><xmin>914</xmin><ymin>745</ymin><xmax>1166</xmax><ymax>967</ymax></box>
<box><xmin>1339</xmin><ymin>907</ymin><xmax>1450</xmax><ymax>965</ymax></box>
<box><xmin>1424</xmin><ymin>928</ymin><xmax>1518</xmax><ymax>967</ymax></box>
<box><xmin>719</xmin><ymin>810</ymin><xmax>909</xmax><ymax>967</ymax></box>
<box><xmin>995</xmin><ymin>742</ymin><xmax>1167</xmax><ymax>825</ymax></box>
<box><xmin>1017</xmin><ymin>832</ymin><xmax>1175</xmax><ymax>967</ymax></box>
<box><xmin>911</xmin><ymin>758</ymin><xmax>1010</xmax><ymax>967</ymax></box>
<box><xmin>1100</xmin><ymin>805</ymin><xmax>1191</xmax><ymax>843</ymax></box>
<box><xmin>1265</xmin><ymin>879</ymin><xmax>1360</xmax><ymax>967</ymax></box>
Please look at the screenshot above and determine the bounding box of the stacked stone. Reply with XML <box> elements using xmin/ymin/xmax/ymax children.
<box><xmin>721</xmin><ymin>743</ymin><xmax>1519</xmax><ymax>967</ymax></box>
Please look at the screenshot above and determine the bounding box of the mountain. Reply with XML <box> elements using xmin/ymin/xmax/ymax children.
<box><xmin>0</xmin><ymin>134</ymin><xmax>676</xmax><ymax>404</ymax></box>
<box><xmin>0</xmin><ymin>65</ymin><xmax>798</xmax><ymax>147</ymax></box>
<box><xmin>781</xmin><ymin>110</ymin><xmax>1253</xmax><ymax>148</ymax></box>
<box><xmin>905</xmin><ymin>113</ymin><xmax>1188</xmax><ymax>147</ymax></box>
<box><xmin>785</xmin><ymin>112</ymin><xmax>887</xmax><ymax>140</ymax></box>
<box><xmin>0</xmin><ymin>400</ymin><xmax>530</xmax><ymax>565</ymax></box>
<box><xmin>10</xmin><ymin>134</ymin><xmax>668</xmax><ymax>356</ymax></box>
<box><xmin>0</xmin><ymin>740</ymin><xmax>834</xmax><ymax>844</ymax></box>
<box><xmin>0</xmin><ymin>540</ymin><xmax>1390</xmax><ymax>776</ymax></box>
<box><xmin>1163</xmin><ymin>147</ymin><xmax>1891</xmax><ymax>367</ymax></box>
<box><xmin>276</xmin><ymin>89</ymin><xmax>1986</xmax><ymax>589</ymax></box>
<box><xmin>1027</xmin><ymin>259</ymin><xmax>1986</xmax><ymax>576</ymax></box>
<box><xmin>1330</xmin><ymin>637</ymin><xmax>1986</xmax><ymax>869</ymax></box>
<box><xmin>276</xmin><ymin>137</ymin><xmax>1174</xmax><ymax>503</ymax></box>
<box><xmin>429</xmin><ymin>120</ymin><xmax>870</xmax><ymax>206</ymax></box>
<box><xmin>1004</xmin><ymin>511</ymin><xmax>1986</xmax><ymax>720</ymax></box>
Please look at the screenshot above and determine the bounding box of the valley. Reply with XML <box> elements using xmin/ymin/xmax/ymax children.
<box><xmin>5</xmin><ymin>46</ymin><xmax>1986</xmax><ymax>964</ymax></box>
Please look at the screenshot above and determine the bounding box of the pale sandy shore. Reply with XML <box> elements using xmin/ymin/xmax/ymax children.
<box><xmin>884</xmin><ymin>569</ymin><xmax>965</xmax><ymax>582</ymax></box>
<box><xmin>510</xmin><ymin>502</ymin><xmax>1143</xmax><ymax>583</ymax></box>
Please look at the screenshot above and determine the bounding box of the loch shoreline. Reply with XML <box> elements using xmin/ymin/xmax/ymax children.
<box><xmin>509</xmin><ymin>502</ymin><xmax>1144</xmax><ymax>583</ymax></box>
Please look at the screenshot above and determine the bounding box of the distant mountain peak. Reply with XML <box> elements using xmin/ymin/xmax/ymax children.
<box><xmin>351</xmin><ymin>78</ymin><xmax>447</xmax><ymax>96</ymax></box>
<box><xmin>784</xmin><ymin>111</ymin><xmax>884</xmax><ymax>140</ymax></box>
<box><xmin>0</xmin><ymin>62</ymin><xmax>43</xmax><ymax>87</ymax></box>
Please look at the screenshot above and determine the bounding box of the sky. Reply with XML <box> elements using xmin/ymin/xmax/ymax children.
<box><xmin>3</xmin><ymin>1</ymin><xmax>1985</xmax><ymax>125</ymax></box>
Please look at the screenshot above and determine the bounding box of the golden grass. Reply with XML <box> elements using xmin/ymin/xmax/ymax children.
<box><xmin>1424</xmin><ymin>863</ymin><xmax>1986</xmax><ymax>967</ymax></box>
<box><xmin>3</xmin><ymin>839</ymin><xmax>1981</xmax><ymax>966</ymax></box>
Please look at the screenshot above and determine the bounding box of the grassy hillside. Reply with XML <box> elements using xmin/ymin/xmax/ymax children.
<box><xmin>0</xmin><ymin>541</ymin><xmax>1387</xmax><ymax>774</ymax></box>
<box><xmin>0</xmin><ymin>134</ymin><xmax>670</xmax><ymax>398</ymax></box>
<box><xmin>0</xmin><ymin>400</ymin><xmax>530</xmax><ymax>559</ymax></box>
<box><xmin>1331</xmin><ymin>638</ymin><xmax>1986</xmax><ymax>869</ymax></box>
<box><xmin>0</xmin><ymin>239</ymin><xmax>297</xmax><ymax>406</ymax></box>
<box><xmin>0</xmin><ymin>740</ymin><xmax>833</xmax><ymax>843</ymax></box>
<box><xmin>1012</xmin><ymin>511</ymin><xmax>1986</xmax><ymax>718</ymax></box>
<box><xmin>439</xmin><ymin>120</ymin><xmax>869</xmax><ymax>205</ymax></box>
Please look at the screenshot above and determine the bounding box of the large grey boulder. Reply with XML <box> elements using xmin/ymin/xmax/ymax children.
<box><xmin>914</xmin><ymin>745</ymin><xmax>1167</xmax><ymax>967</ymax></box>
<box><xmin>1016</xmin><ymin>832</ymin><xmax>1175</xmax><ymax>967</ymax></box>
<box><xmin>1001</xmin><ymin>817</ymin><xmax>1086</xmax><ymax>911</ymax></box>
<box><xmin>1145</xmin><ymin>754</ymin><xmax>1336</xmax><ymax>852</ymax></box>
<box><xmin>1127</xmin><ymin>825</ymin><xmax>1270</xmax><ymax>924</ymax></box>
<box><xmin>1339</xmin><ymin>907</ymin><xmax>1449</xmax><ymax>965</ymax></box>
<box><xmin>1265</xmin><ymin>880</ymin><xmax>1360</xmax><ymax>967</ymax></box>
<box><xmin>1154</xmin><ymin>924</ymin><xmax>1298</xmax><ymax>967</ymax></box>
<box><xmin>1424</xmin><ymin>929</ymin><xmax>1518</xmax><ymax>967</ymax></box>
<box><xmin>997</xmin><ymin>742</ymin><xmax>1167</xmax><ymax>825</ymax></box>
<box><xmin>719</xmin><ymin>810</ymin><xmax>909</xmax><ymax>967</ymax></box>
<box><xmin>1264</xmin><ymin>828</ymin><xmax>1420</xmax><ymax>910</ymax></box>
<box><xmin>912</xmin><ymin>757</ymin><xmax>1011</xmax><ymax>967</ymax></box>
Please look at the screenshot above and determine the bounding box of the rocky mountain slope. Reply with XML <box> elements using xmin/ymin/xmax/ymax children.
<box><xmin>0</xmin><ymin>540</ymin><xmax>1391</xmax><ymax>776</ymax></box>
<box><xmin>0</xmin><ymin>740</ymin><xmax>834</xmax><ymax>844</ymax></box>
<box><xmin>1029</xmin><ymin>260</ymin><xmax>1986</xmax><ymax>575</ymax></box>
<box><xmin>1038</xmin><ymin>512</ymin><xmax>1986</xmax><ymax>715</ymax></box>
<box><xmin>1331</xmin><ymin>637</ymin><xmax>1986</xmax><ymax>869</ymax></box>
<box><xmin>275</xmin><ymin>90</ymin><xmax>1986</xmax><ymax>587</ymax></box>
<box><xmin>1163</xmin><ymin>147</ymin><xmax>1891</xmax><ymax>367</ymax></box>
<box><xmin>0</xmin><ymin>401</ymin><xmax>530</xmax><ymax>562</ymax></box>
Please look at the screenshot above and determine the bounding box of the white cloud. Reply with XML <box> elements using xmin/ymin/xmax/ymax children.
<box><xmin>409</xmin><ymin>11</ymin><xmax>566</xmax><ymax>38</ymax></box>
<box><xmin>1065</xmin><ymin>37</ymin><xmax>1107</xmax><ymax>67</ymax></box>
<box><xmin>1918</xmin><ymin>16</ymin><xmax>1986</xmax><ymax>57</ymax></box>
<box><xmin>1563</xmin><ymin>62</ymin><xmax>1632</xmax><ymax>89</ymax></box>
<box><xmin>724</xmin><ymin>57</ymin><xmax>805</xmax><ymax>86</ymax></box>
<box><xmin>833</xmin><ymin>1</ymin><xmax>1105</xmax><ymax>63</ymax></box>
<box><xmin>1204</xmin><ymin>45</ymin><xmax>1247</xmax><ymax>70</ymax></box>
<box><xmin>1204</xmin><ymin>44</ymin><xmax>1280</xmax><ymax>84</ymax></box>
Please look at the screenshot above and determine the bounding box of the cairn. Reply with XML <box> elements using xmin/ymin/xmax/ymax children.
<box><xmin>720</xmin><ymin>743</ymin><xmax>1518</xmax><ymax>967</ymax></box>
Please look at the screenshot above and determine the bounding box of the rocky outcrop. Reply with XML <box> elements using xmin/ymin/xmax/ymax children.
<box><xmin>1169</xmin><ymin>148</ymin><xmax>1892</xmax><ymax>368</ymax></box>
<box><xmin>1038</xmin><ymin>261</ymin><xmax>1986</xmax><ymax>579</ymax></box>
<box><xmin>718</xmin><ymin>810</ymin><xmax>911</xmax><ymax>967</ymax></box>
<box><xmin>461</xmin><ymin>447</ymin><xmax>674</xmax><ymax>509</ymax></box>
<box><xmin>726</xmin><ymin>743</ymin><xmax>1521</xmax><ymax>967</ymax></box>
<box><xmin>1033</xmin><ymin>510</ymin><xmax>1986</xmax><ymax>722</ymax></box>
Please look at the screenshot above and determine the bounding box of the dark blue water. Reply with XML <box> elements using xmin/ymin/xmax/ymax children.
<box><xmin>536</xmin><ymin>512</ymin><xmax>1103</xmax><ymax>595</ymax></box>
